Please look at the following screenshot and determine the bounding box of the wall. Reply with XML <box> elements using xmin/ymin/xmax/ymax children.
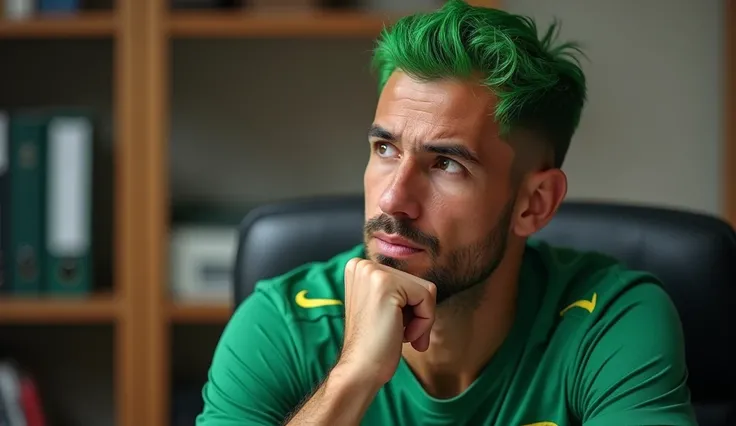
<box><xmin>502</xmin><ymin>0</ymin><xmax>725</xmax><ymax>215</ymax></box>
<box><xmin>170</xmin><ymin>0</ymin><xmax>726</xmax><ymax>217</ymax></box>
<box><xmin>170</xmin><ymin>37</ymin><xmax>378</xmax><ymax>207</ymax></box>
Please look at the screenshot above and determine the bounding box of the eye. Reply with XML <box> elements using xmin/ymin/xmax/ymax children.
<box><xmin>374</xmin><ymin>142</ymin><xmax>398</xmax><ymax>158</ymax></box>
<box><xmin>435</xmin><ymin>157</ymin><xmax>464</xmax><ymax>174</ymax></box>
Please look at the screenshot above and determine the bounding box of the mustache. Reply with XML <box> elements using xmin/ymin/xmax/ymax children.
<box><xmin>364</xmin><ymin>214</ymin><xmax>439</xmax><ymax>256</ymax></box>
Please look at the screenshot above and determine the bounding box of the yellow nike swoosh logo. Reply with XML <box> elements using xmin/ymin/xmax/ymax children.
<box><xmin>559</xmin><ymin>292</ymin><xmax>597</xmax><ymax>316</ymax></box>
<box><xmin>523</xmin><ymin>423</ymin><xmax>558</xmax><ymax>426</ymax></box>
<box><xmin>295</xmin><ymin>290</ymin><xmax>343</xmax><ymax>309</ymax></box>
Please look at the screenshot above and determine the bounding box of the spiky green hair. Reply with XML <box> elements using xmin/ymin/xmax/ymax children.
<box><xmin>371</xmin><ymin>0</ymin><xmax>587</xmax><ymax>168</ymax></box>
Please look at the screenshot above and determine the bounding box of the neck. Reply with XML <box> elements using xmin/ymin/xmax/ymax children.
<box><xmin>401</xmin><ymin>245</ymin><xmax>524</xmax><ymax>399</ymax></box>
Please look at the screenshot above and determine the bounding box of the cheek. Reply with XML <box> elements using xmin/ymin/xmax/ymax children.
<box><xmin>363</xmin><ymin>160</ymin><xmax>384</xmax><ymax>215</ymax></box>
<box><xmin>428</xmin><ymin>193</ymin><xmax>497</xmax><ymax>247</ymax></box>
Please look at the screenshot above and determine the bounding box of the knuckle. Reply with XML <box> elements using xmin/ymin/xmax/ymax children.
<box><xmin>368</xmin><ymin>268</ymin><xmax>391</xmax><ymax>291</ymax></box>
<box><xmin>345</xmin><ymin>257</ymin><xmax>360</xmax><ymax>273</ymax></box>
<box><xmin>426</xmin><ymin>282</ymin><xmax>438</xmax><ymax>299</ymax></box>
<box><xmin>368</xmin><ymin>266</ymin><xmax>387</xmax><ymax>282</ymax></box>
<box><xmin>354</xmin><ymin>258</ymin><xmax>371</xmax><ymax>273</ymax></box>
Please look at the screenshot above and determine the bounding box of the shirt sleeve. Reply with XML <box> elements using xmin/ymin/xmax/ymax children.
<box><xmin>196</xmin><ymin>290</ymin><xmax>308</xmax><ymax>425</ymax></box>
<box><xmin>569</xmin><ymin>281</ymin><xmax>698</xmax><ymax>426</ymax></box>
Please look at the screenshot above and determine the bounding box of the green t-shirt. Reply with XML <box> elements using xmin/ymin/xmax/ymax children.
<box><xmin>196</xmin><ymin>239</ymin><xmax>697</xmax><ymax>426</ymax></box>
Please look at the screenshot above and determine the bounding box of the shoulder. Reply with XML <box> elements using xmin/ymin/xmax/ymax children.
<box><xmin>526</xmin><ymin>241</ymin><xmax>693</xmax><ymax>422</ymax></box>
<box><xmin>525</xmin><ymin>239</ymin><xmax>685</xmax><ymax>362</ymax></box>
<box><xmin>527</xmin><ymin>238</ymin><xmax>675</xmax><ymax>327</ymax></box>
<box><xmin>527</xmin><ymin>238</ymin><xmax>686</xmax><ymax>379</ymax></box>
<box><xmin>245</xmin><ymin>243</ymin><xmax>364</xmax><ymax>323</ymax></box>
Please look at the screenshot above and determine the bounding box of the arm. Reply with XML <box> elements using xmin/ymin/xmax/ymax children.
<box><xmin>284</xmin><ymin>362</ymin><xmax>382</xmax><ymax>426</ymax></box>
<box><xmin>570</xmin><ymin>282</ymin><xmax>698</xmax><ymax>426</ymax></box>
<box><xmin>195</xmin><ymin>291</ymin><xmax>308</xmax><ymax>425</ymax></box>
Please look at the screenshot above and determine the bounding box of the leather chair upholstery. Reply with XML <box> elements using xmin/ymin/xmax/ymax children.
<box><xmin>233</xmin><ymin>194</ymin><xmax>736</xmax><ymax>426</ymax></box>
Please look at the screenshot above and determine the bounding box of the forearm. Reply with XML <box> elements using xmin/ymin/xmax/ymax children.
<box><xmin>285</xmin><ymin>363</ymin><xmax>381</xmax><ymax>426</ymax></box>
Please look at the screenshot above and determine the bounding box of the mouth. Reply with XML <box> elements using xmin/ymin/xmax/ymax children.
<box><xmin>373</xmin><ymin>232</ymin><xmax>424</xmax><ymax>259</ymax></box>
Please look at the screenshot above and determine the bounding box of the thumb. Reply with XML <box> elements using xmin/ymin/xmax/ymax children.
<box><xmin>403</xmin><ymin>315</ymin><xmax>432</xmax><ymax>351</ymax></box>
<box><xmin>411</xmin><ymin>330</ymin><xmax>431</xmax><ymax>352</ymax></box>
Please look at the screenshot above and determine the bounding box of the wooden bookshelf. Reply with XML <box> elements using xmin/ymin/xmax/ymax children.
<box><xmin>727</xmin><ymin>0</ymin><xmax>736</xmax><ymax>227</ymax></box>
<box><xmin>0</xmin><ymin>12</ymin><xmax>116</xmax><ymax>38</ymax></box>
<box><xmin>0</xmin><ymin>293</ymin><xmax>118</xmax><ymax>324</ymax></box>
<box><xmin>168</xmin><ymin>302</ymin><xmax>232</xmax><ymax>324</ymax></box>
<box><xmin>168</xmin><ymin>10</ymin><xmax>396</xmax><ymax>38</ymax></box>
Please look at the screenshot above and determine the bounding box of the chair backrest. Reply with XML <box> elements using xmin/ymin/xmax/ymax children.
<box><xmin>233</xmin><ymin>194</ymin><xmax>736</xmax><ymax>426</ymax></box>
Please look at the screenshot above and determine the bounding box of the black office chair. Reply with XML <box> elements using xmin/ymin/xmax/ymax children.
<box><xmin>233</xmin><ymin>194</ymin><xmax>736</xmax><ymax>426</ymax></box>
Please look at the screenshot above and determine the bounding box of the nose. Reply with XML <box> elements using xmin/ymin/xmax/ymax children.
<box><xmin>378</xmin><ymin>161</ymin><xmax>422</xmax><ymax>221</ymax></box>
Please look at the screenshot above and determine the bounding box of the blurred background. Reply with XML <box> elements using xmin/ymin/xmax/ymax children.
<box><xmin>0</xmin><ymin>0</ymin><xmax>731</xmax><ymax>425</ymax></box>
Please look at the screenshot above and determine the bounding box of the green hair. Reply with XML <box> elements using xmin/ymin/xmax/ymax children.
<box><xmin>371</xmin><ymin>0</ymin><xmax>587</xmax><ymax>168</ymax></box>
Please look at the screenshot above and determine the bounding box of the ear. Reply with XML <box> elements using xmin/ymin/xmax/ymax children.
<box><xmin>512</xmin><ymin>168</ymin><xmax>567</xmax><ymax>238</ymax></box>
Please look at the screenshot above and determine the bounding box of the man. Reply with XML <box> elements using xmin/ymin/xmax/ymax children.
<box><xmin>196</xmin><ymin>1</ymin><xmax>697</xmax><ymax>425</ymax></box>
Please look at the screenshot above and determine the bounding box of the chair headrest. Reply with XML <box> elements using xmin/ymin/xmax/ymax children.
<box><xmin>234</xmin><ymin>195</ymin><xmax>736</xmax><ymax>401</ymax></box>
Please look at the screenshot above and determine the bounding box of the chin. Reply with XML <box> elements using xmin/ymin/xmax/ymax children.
<box><xmin>383</xmin><ymin>260</ymin><xmax>431</xmax><ymax>279</ymax></box>
<box><xmin>372</xmin><ymin>250</ymin><xmax>429</xmax><ymax>275</ymax></box>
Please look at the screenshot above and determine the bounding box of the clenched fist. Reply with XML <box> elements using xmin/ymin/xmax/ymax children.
<box><xmin>337</xmin><ymin>258</ymin><xmax>438</xmax><ymax>386</ymax></box>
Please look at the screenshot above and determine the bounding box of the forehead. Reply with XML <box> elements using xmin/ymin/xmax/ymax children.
<box><xmin>373</xmin><ymin>71</ymin><xmax>500</xmax><ymax>146</ymax></box>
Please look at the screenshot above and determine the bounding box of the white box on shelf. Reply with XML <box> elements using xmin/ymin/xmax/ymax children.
<box><xmin>169</xmin><ymin>225</ymin><xmax>239</xmax><ymax>303</ymax></box>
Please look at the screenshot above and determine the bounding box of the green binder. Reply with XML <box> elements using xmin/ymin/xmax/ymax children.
<box><xmin>44</xmin><ymin>112</ymin><xmax>94</xmax><ymax>296</ymax></box>
<box><xmin>9</xmin><ymin>111</ymin><xmax>47</xmax><ymax>295</ymax></box>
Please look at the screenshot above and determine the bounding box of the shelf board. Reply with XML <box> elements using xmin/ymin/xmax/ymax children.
<box><xmin>0</xmin><ymin>12</ymin><xmax>116</xmax><ymax>39</ymax></box>
<box><xmin>168</xmin><ymin>10</ymin><xmax>398</xmax><ymax>38</ymax></box>
<box><xmin>0</xmin><ymin>293</ymin><xmax>119</xmax><ymax>324</ymax></box>
<box><xmin>168</xmin><ymin>302</ymin><xmax>232</xmax><ymax>324</ymax></box>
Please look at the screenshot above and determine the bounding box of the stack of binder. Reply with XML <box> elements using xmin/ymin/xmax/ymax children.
<box><xmin>0</xmin><ymin>108</ymin><xmax>95</xmax><ymax>298</ymax></box>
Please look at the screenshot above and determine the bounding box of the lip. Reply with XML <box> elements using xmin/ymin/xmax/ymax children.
<box><xmin>373</xmin><ymin>232</ymin><xmax>423</xmax><ymax>250</ymax></box>
<box><xmin>373</xmin><ymin>232</ymin><xmax>424</xmax><ymax>259</ymax></box>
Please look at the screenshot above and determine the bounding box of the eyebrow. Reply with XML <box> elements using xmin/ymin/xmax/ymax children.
<box><xmin>368</xmin><ymin>125</ymin><xmax>395</xmax><ymax>141</ymax></box>
<box><xmin>368</xmin><ymin>124</ymin><xmax>481</xmax><ymax>165</ymax></box>
<box><xmin>423</xmin><ymin>144</ymin><xmax>481</xmax><ymax>165</ymax></box>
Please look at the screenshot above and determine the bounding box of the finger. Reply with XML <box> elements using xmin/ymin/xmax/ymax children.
<box><xmin>374</xmin><ymin>262</ymin><xmax>437</xmax><ymax>295</ymax></box>
<box><xmin>344</xmin><ymin>257</ymin><xmax>360</xmax><ymax>278</ymax></box>
<box><xmin>399</xmin><ymin>278</ymin><xmax>436</xmax><ymax>324</ymax></box>
<box><xmin>397</xmin><ymin>281</ymin><xmax>436</xmax><ymax>342</ymax></box>
<box><xmin>355</xmin><ymin>258</ymin><xmax>377</xmax><ymax>294</ymax></box>
<box><xmin>343</xmin><ymin>257</ymin><xmax>361</xmax><ymax>304</ymax></box>
<box><xmin>411</xmin><ymin>331</ymin><xmax>431</xmax><ymax>352</ymax></box>
<box><xmin>404</xmin><ymin>314</ymin><xmax>433</xmax><ymax>344</ymax></box>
